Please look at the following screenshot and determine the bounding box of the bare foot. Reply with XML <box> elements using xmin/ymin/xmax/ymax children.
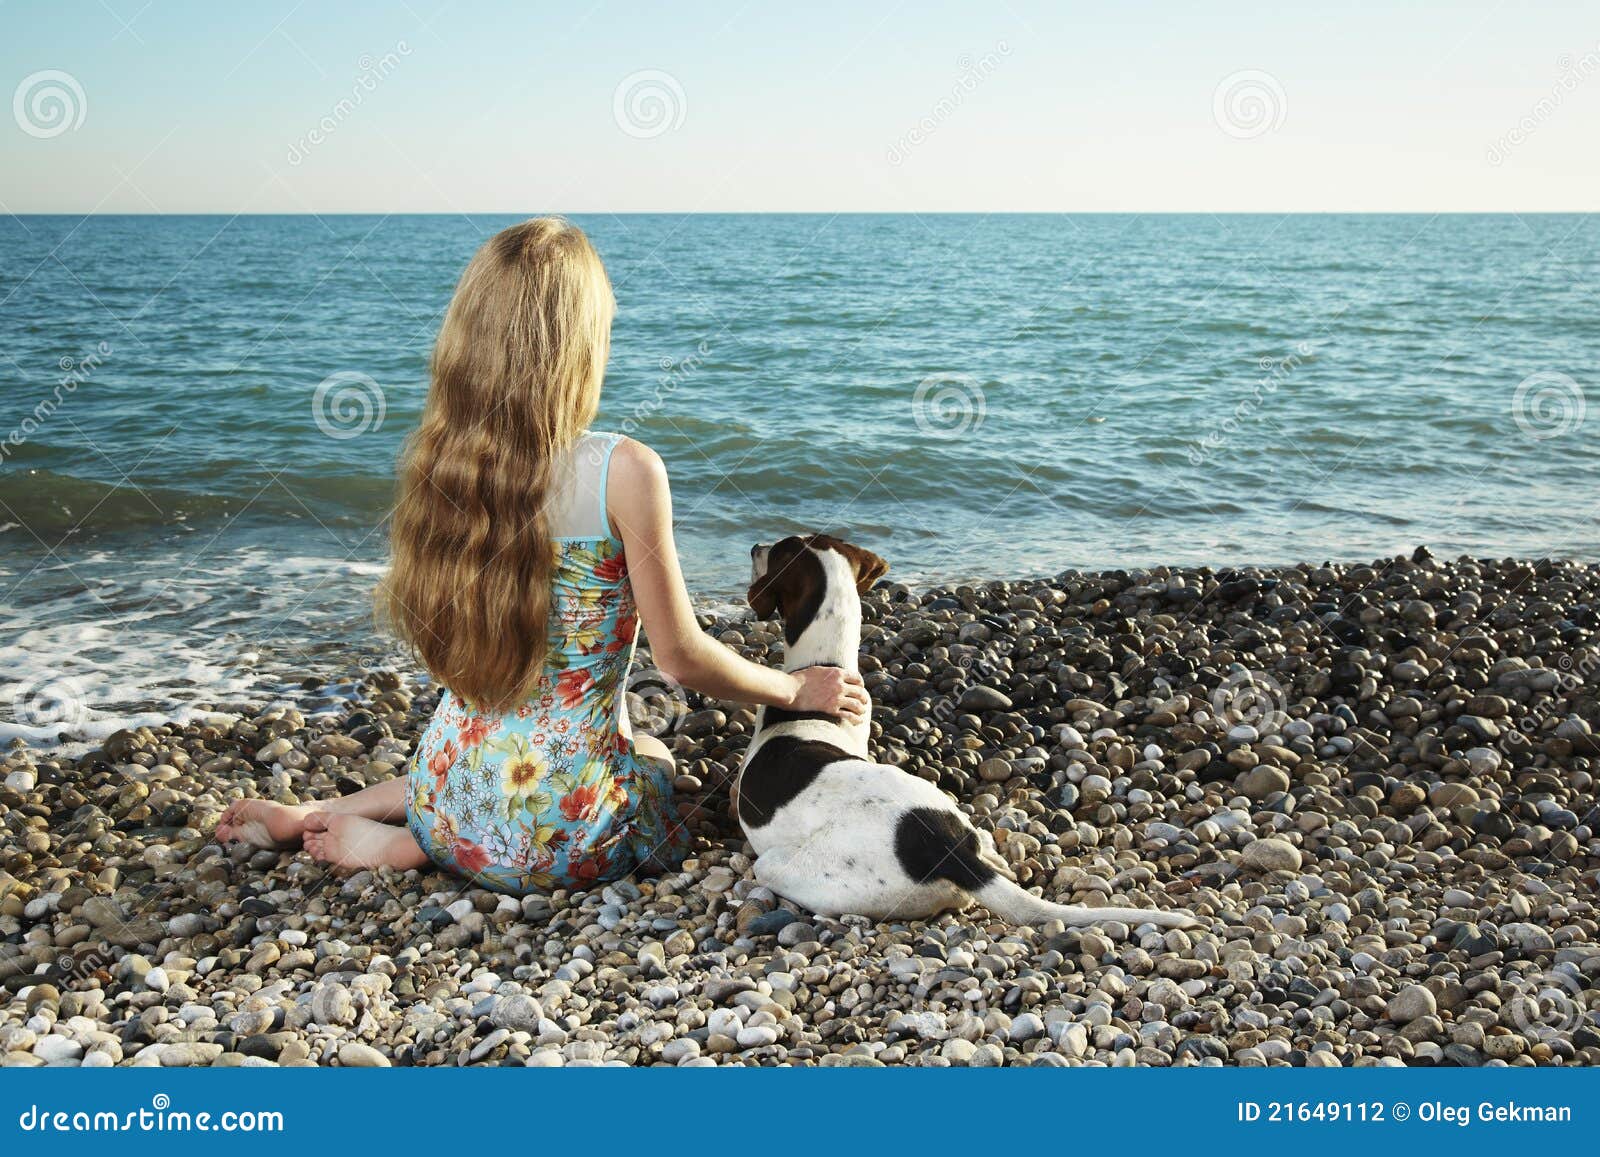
<box><xmin>215</xmin><ymin>800</ymin><xmax>315</xmax><ymax>849</ymax></box>
<box><xmin>303</xmin><ymin>813</ymin><xmax>431</xmax><ymax>872</ymax></box>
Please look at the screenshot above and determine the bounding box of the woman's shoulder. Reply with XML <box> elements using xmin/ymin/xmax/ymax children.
<box><xmin>601</xmin><ymin>436</ymin><xmax>670</xmax><ymax>528</ymax></box>
<box><xmin>604</xmin><ymin>435</ymin><xmax>666</xmax><ymax>482</ymax></box>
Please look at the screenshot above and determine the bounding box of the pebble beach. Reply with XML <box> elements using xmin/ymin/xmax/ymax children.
<box><xmin>3</xmin><ymin>550</ymin><xmax>1599</xmax><ymax>1068</ymax></box>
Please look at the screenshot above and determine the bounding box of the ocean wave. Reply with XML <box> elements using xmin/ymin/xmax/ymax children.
<box><xmin>1294</xmin><ymin>499</ymin><xmax>1415</xmax><ymax>526</ymax></box>
<box><xmin>0</xmin><ymin>467</ymin><xmax>394</xmax><ymax>538</ymax></box>
<box><xmin>0</xmin><ymin>539</ymin><xmax>402</xmax><ymax>749</ymax></box>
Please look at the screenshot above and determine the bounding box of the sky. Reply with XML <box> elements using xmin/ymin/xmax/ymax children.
<box><xmin>1</xmin><ymin>0</ymin><xmax>1597</xmax><ymax>213</ymax></box>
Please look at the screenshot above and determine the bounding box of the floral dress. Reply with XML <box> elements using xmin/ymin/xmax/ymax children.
<box><xmin>405</xmin><ymin>433</ymin><xmax>690</xmax><ymax>893</ymax></box>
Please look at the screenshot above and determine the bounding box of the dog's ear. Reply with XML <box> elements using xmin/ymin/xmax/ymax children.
<box><xmin>747</xmin><ymin>572</ymin><xmax>781</xmax><ymax>620</ymax></box>
<box><xmin>748</xmin><ymin>538</ymin><xmax>801</xmax><ymax>620</ymax></box>
<box><xmin>837</xmin><ymin>542</ymin><xmax>889</xmax><ymax>594</ymax></box>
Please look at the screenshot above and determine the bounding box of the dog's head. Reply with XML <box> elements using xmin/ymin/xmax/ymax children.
<box><xmin>747</xmin><ymin>534</ymin><xmax>889</xmax><ymax>626</ymax></box>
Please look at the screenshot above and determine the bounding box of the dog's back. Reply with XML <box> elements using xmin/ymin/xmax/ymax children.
<box><xmin>736</xmin><ymin>534</ymin><xmax>1199</xmax><ymax>930</ymax></box>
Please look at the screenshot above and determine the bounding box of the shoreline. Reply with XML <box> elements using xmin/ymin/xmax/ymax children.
<box><xmin>2</xmin><ymin>550</ymin><xmax>1598</xmax><ymax>1067</ymax></box>
<box><xmin>11</xmin><ymin>541</ymin><xmax>1600</xmax><ymax>754</ymax></box>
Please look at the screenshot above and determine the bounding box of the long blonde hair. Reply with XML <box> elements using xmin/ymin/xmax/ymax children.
<box><xmin>379</xmin><ymin>218</ymin><xmax>615</xmax><ymax>711</ymax></box>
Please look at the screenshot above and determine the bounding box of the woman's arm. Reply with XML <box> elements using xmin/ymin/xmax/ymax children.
<box><xmin>607</xmin><ymin>438</ymin><xmax>868</xmax><ymax>720</ymax></box>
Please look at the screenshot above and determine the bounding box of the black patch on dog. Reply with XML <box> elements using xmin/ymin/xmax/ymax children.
<box><xmin>738</xmin><ymin>735</ymin><xmax>854</xmax><ymax>829</ymax></box>
<box><xmin>761</xmin><ymin>705</ymin><xmax>840</xmax><ymax>726</ymax></box>
<box><xmin>893</xmin><ymin>808</ymin><xmax>998</xmax><ymax>891</ymax></box>
<box><xmin>749</xmin><ymin>541</ymin><xmax>828</xmax><ymax>645</ymax></box>
<box><xmin>761</xmin><ymin>663</ymin><xmax>845</xmax><ymax>726</ymax></box>
<box><xmin>776</xmin><ymin>548</ymin><xmax>828</xmax><ymax>645</ymax></box>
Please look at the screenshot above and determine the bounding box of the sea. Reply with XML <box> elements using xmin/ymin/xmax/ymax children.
<box><xmin>2</xmin><ymin>213</ymin><xmax>1597</xmax><ymax>745</ymax></box>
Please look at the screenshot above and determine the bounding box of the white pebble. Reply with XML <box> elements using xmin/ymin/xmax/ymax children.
<box><xmin>736</xmin><ymin>1024</ymin><xmax>779</xmax><ymax>1049</ymax></box>
<box><xmin>33</xmin><ymin>1035</ymin><xmax>84</xmax><ymax>1063</ymax></box>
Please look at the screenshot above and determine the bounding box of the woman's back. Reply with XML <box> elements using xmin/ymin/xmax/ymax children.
<box><xmin>406</xmin><ymin>432</ymin><xmax>685</xmax><ymax>892</ymax></box>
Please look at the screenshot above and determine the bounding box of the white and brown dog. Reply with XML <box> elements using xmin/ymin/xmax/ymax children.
<box><xmin>736</xmin><ymin>534</ymin><xmax>1199</xmax><ymax>929</ymax></box>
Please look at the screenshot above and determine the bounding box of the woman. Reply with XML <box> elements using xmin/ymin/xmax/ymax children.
<box><xmin>215</xmin><ymin>217</ymin><xmax>867</xmax><ymax>892</ymax></box>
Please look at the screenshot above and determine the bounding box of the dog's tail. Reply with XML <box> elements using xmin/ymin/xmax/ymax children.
<box><xmin>896</xmin><ymin>807</ymin><xmax>1199</xmax><ymax>931</ymax></box>
<box><xmin>974</xmin><ymin>877</ymin><xmax>1199</xmax><ymax>930</ymax></box>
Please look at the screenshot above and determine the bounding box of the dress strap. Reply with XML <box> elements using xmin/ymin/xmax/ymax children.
<box><xmin>593</xmin><ymin>432</ymin><xmax>624</xmax><ymax>541</ymax></box>
<box><xmin>545</xmin><ymin>431</ymin><xmax>625</xmax><ymax>539</ymax></box>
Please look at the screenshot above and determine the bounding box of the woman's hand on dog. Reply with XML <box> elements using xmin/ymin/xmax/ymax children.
<box><xmin>788</xmin><ymin>667</ymin><xmax>870</xmax><ymax>722</ymax></box>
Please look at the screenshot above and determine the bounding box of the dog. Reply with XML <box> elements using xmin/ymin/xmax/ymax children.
<box><xmin>735</xmin><ymin>533</ymin><xmax>1199</xmax><ymax>929</ymax></box>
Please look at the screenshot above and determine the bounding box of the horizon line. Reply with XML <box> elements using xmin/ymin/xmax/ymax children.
<box><xmin>4</xmin><ymin>209</ymin><xmax>1597</xmax><ymax>218</ymax></box>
